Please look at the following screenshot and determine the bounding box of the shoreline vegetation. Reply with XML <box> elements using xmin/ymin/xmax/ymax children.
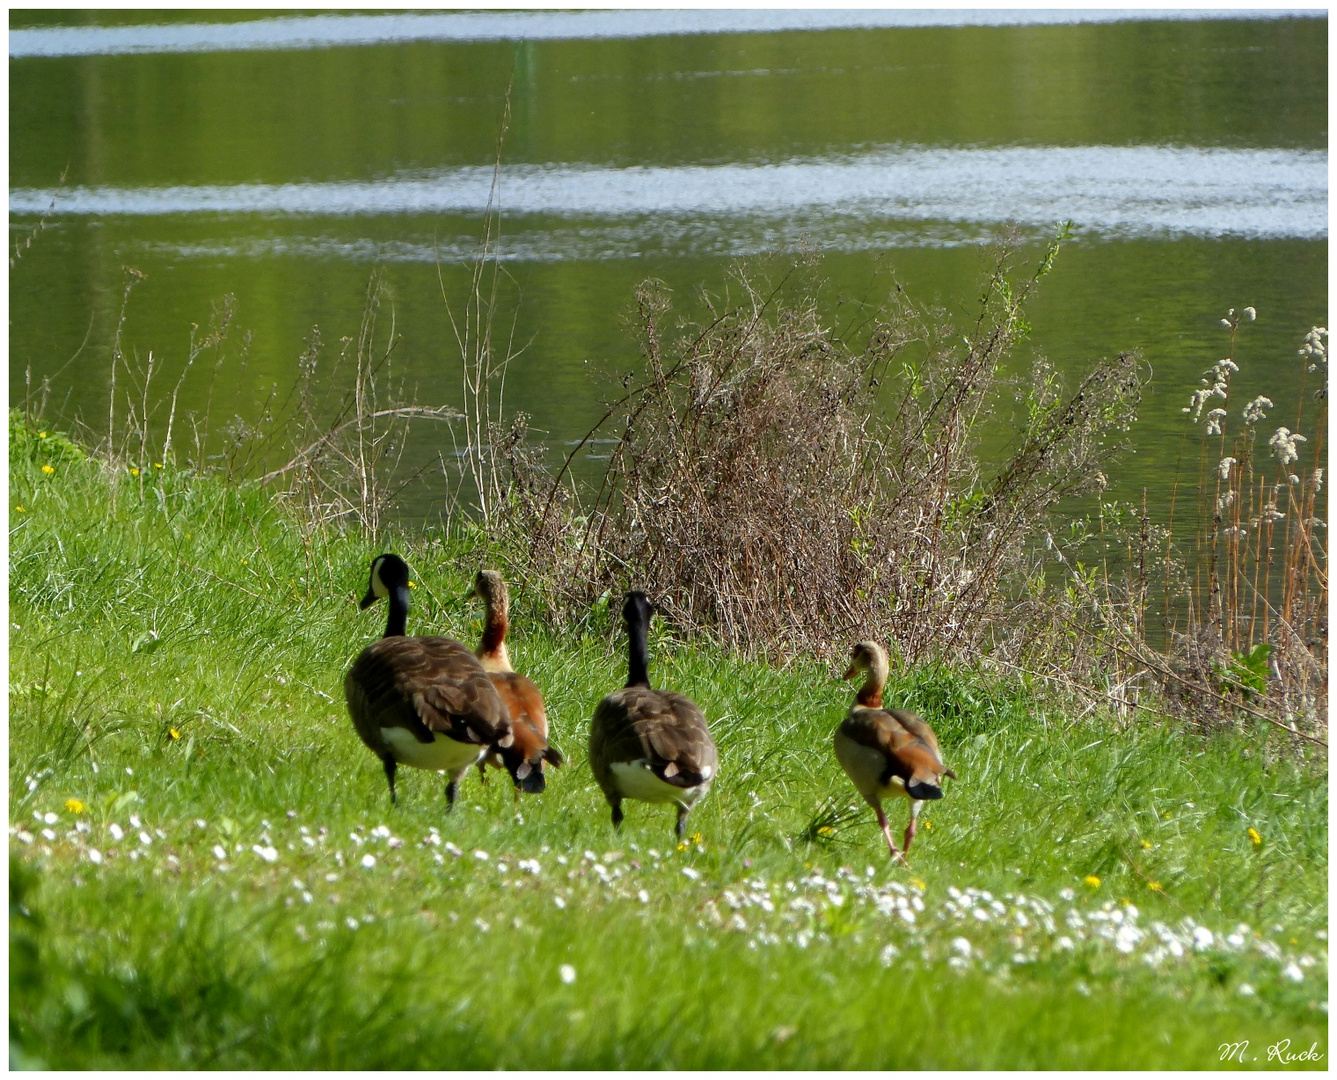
<box><xmin>18</xmin><ymin>230</ymin><xmax>1327</xmax><ymax>742</ymax></box>
<box><xmin>9</xmin><ymin>237</ymin><xmax>1327</xmax><ymax>1068</ymax></box>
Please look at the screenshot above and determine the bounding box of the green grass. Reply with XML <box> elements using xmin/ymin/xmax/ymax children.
<box><xmin>8</xmin><ymin>426</ymin><xmax>1328</xmax><ymax>1069</ymax></box>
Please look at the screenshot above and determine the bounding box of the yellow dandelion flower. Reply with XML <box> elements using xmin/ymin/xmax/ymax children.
<box><xmin>14</xmin><ymin>506</ymin><xmax>24</xmax><ymax>513</ymax></box>
<box><xmin>64</xmin><ymin>798</ymin><xmax>85</xmax><ymax>814</ymax></box>
<box><xmin>817</xmin><ymin>825</ymin><xmax>835</xmax><ymax>836</ymax></box>
<box><xmin>676</xmin><ymin>842</ymin><xmax>689</xmax><ymax>852</ymax></box>
<box><xmin>38</xmin><ymin>432</ymin><xmax>47</xmax><ymax>439</ymax></box>
<box><xmin>1247</xmin><ymin>827</ymin><xmax>1262</xmax><ymax>847</ymax></box>
<box><xmin>1148</xmin><ymin>881</ymin><xmax>1164</xmax><ymax>892</ymax></box>
<box><xmin>169</xmin><ymin>728</ymin><xmax>181</xmax><ymax>740</ymax></box>
<box><xmin>153</xmin><ymin>462</ymin><xmax>163</xmax><ymax>469</ymax></box>
<box><xmin>923</xmin><ymin>820</ymin><xmax>933</xmax><ymax>830</ymax></box>
<box><xmin>1084</xmin><ymin>874</ymin><xmax>1102</xmax><ymax>888</ymax></box>
<box><xmin>689</xmin><ymin>832</ymin><xmax>703</xmax><ymax>845</ymax></box>
<box><xmin>408</xmin><ymin>580</ymin><xmax>417</xmax><ymax>589</ymax></box>
<box><xmin>40</xmin><ymin>464</ymin><xmax>54</xmax><ymax>475</ymax></box>
<box><xmin>1141</xmin><ymin>839</ymin><xmax>1153</xmax><ymax>849</ymax></box>
<box><xmin>130</xmin><ymin>467</ymin><xmax>140</xmax><ymax>477</ymax></box>
<box><xmin>910</xmin><ymin>877</ymin><xmax>927</xmax><ymax>891</ymax></box>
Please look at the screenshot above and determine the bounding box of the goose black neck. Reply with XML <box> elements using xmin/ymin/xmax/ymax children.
<box><xmin>625</xmin><ymin>612</ymin><xmax>651</xmax><ymax>688</ymax></box>
<box><xmin>383</xmin><ymin>585</ymin><xmax>411</xmax><ymax>638</ymax></box>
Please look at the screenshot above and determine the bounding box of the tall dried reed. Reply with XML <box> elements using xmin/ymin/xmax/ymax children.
<box><xmin>39</xmin><ymin>261</ymin><xmax>460</xmax><ymax>540</ymax></box>
<box><xmin>259</xmin><ymin>270</ymin><xmax>459</xmax><ymax>537</ymax></box>
<box><xmin>1174</xmin><ymin>314</ymin><xmax>1327</xmax><ymax>735</ymax></box>
<box><xmin>438</xmin><ymin>76</ymin><xmax>534</xmax><ymax>529</ymax></box>
<box><xmin>1033</xmin><ymin>313</ymin><xmax>1327</xmax><ymax>744</ymax></box>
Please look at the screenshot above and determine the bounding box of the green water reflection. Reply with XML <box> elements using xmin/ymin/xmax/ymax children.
<box><xmin>9</xmin><ymin>14</ymin><xmax>1328</xmax><ymax>523</ymax></box>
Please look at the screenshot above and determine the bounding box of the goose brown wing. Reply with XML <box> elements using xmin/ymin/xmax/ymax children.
<box><xmin>346</xmin><ymin>635</ymin><xmax>510</xmax><ymax>746</ymax></box>
<box><xmin>591</xmin><ymin>686</ymin><xmax>716</xmax><ymax>789</ymax></box>
<box><xmin>490</xmin><ymin>672</ymin><xmax>549</xmax><ymax>744</ymax></box>
<box><xmin>839</xmin><ymin>707</ymin><xmax>947</xmax><ymax>790</ymax></box>
<box><xmin>344</xmin><ymin>666</ymin><xmax>402</xmax><ymax>755</ymax></box>
<box><xmin>643</xmin><ymin>690</ymin><xmax>717</xmax><ymax>786</ymax></box>
<box><xmin>589</xmin><ymin>688</ymin><xmax>652</xmax><ymax>789</ymax></box>
<box><xmin>884</xmin><ymin>708</ymin><xmax>944</xmax><ymax>760</ymax></box>
<box><xmin>488</xmin><ymin>670</ymin><xmax>561</xmax><ymax>770</ymax></box>
<box><xmin>884</xmin><ymin>708</ymin><xmax>955</xmax><ymax>780</ymax></box>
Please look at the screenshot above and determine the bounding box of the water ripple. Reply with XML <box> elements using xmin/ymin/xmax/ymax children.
<box><xmin>10</xmin><ymin>10</ymin><xmax>1313</xmax><ymax>60</ymax></box>
<box><xmin>9</xmin><ymin>146</ymin><xmax>1326</xmax><ymax>247</ymax></box>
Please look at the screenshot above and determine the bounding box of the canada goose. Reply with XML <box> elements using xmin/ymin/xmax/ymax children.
<box><xmin>344</xmin><ymin>553</ymin><xmax>512</xmax><ymax>807</ymax></box>
<box><xmin>833</xmin><ymin>641</ymin><xmax>955</xmax><ymax>861</ymax></box>
<box><xmin>589</xmin><ymin>592</ymin><xmax>718</xmax><ymax>837</ymax></box>
<box><xmin>470</xmin><ymin>570</ymin><xmax>564</xmax><ymax>794</ymax></box>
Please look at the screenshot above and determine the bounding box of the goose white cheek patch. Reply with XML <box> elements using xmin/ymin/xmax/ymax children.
<box><xmin>370</xmin><ymin>559</ymin><xmax>388</xmax><ymax>598</ymax></box>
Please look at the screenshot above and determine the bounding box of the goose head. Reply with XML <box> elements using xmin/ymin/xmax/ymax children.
<box><xmin>471</xmin><ymin>569</ymin><xmax>508</xmax><ymax>611</ymax></box>
<box><xmin>843</xmin><ymin>640</ymin><xmax>889</xmax><ymax>690</ymax></box>
<box><xmin>360</xmin><ymin>553</ymin><xmax>411</xmax><ymax>610</ymax></box>
<box><xmin>623</xmin><ymin>590</ymin><xmax>654</xmax><ymax>628</ymax></box>
<box><xmin>471</xmin><ymin>569</ymin><xmax>513</xmax><ymax>670</ymax></box>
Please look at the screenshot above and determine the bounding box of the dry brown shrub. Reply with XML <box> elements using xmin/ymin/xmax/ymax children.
<box><xmin>495</xmin><ymin>237</ymin><xmax>1145</xmax><ymax>668</ymax></box>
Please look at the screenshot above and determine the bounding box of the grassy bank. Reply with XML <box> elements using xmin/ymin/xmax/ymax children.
<box><xmin>8</xmin><ymin>429</ymin><xmax>1328</xmax><ymax>1069</ymax></box>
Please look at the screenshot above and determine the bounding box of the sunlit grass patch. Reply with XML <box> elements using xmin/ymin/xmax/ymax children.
<box><xmin>8</xmin><ymin>430</ymin><xmax>1327</xmax><ymax>1069</ymax></box>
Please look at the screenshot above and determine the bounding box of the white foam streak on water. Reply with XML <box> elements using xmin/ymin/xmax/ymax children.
<box><xmin>129</xmin><ymin>223</ymin><xmax>1010</xmax><ymax>265</ymax></box>
<box><xmin>9</xmin><ymin>147</ymin><xmax>1327</xmax><ymax>246</ymax></box>
<box><xmin>9</xmin><ymin>10</ymin><xmax>1315</xmax><ymax>59</ymax></box>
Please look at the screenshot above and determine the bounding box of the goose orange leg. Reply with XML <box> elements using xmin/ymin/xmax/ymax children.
<box><xmin>903</xmin><ymin>800</ymin><xmax>921</xmax><ymax>856</ymax></box>
<box><xmin>873</xmin><ymin>801</ymin><xmax>906</xmax><ymax>863</ymax></box>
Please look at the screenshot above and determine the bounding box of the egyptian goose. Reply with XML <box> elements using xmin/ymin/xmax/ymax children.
<box><xmin>833</xmin><ymin>641</ymin><xmax>955</xmax><ymax>861</ymax></box>
<box><xmin>588</xmin><ymin>592</ymin><xmax>718</xmax><ymax>837</ymax></box>
<box><xmin>345</xmin><ymin>553</ymin><xmax>512</xmax><ymax>807</ymax></box>
<box><xmin>470</xmin><ymin>570</ymin><xmax>564</xmax><ymax>794</ymax></box>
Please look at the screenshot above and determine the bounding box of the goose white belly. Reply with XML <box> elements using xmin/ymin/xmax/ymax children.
<box><xmin>833</xmin><ymin>731</ymin><xmax>910</xmax><ymax>802</ymax></box>
<box><xmin>382</xmin><ymin>727</ymin><xmax>485</xmax><ymax>773</ymax></box>
<box><xmin>609</xmin><ymin>760</ymin><xmax>710</xmax><ymax>805</ymax></box>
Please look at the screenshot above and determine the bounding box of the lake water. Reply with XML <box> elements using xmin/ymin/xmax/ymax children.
<box><xmin>9</xmin><ymin>9</ymin><xmax>1328</xmax><ymax>525</ymax></box>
